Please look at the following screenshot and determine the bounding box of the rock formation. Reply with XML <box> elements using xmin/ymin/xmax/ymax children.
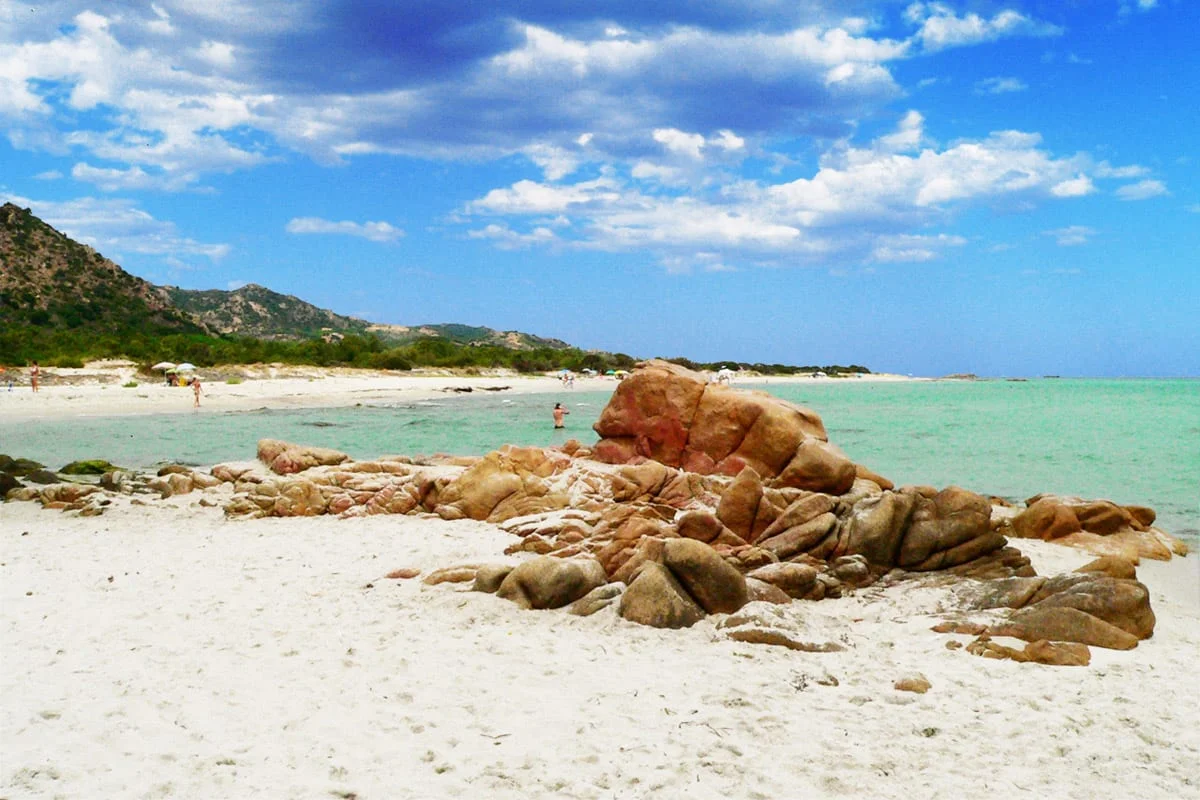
<box><xmin>2</xmin><ymin>360</ymin><xmax>1188</xmax><ymax>665</ymax></box>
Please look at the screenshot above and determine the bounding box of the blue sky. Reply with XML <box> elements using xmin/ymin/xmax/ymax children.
<box><xmin>2</xmin><ymin>0</ymin><xmax>1197</xmax><ymax>376</ymax></box>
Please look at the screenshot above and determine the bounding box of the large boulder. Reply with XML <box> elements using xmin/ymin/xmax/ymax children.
<box><xmin>772</xmin><ymin>439</ymin><xmax>856</xmax><ymax>495</ymax></box>
<box><xmin>716</xmin><ymin>467</ymin><xmax>765</xmax><ymax>541</ymax></box>
<box><xmin>1024</xmin><ymin>574</ymin><xmax>1156</xmax><ymax>640</ymax></box>
<box><xmin>683</xmin><ymin>385</ymin><xmax>828</xmax><ymax>477</ymax></box>
<box><xmin>897</xmin><ymin>487</ymin><xmax>1004</xmax><ymax>571</ymax></box>
<box><xmin>593</xmin><ymin>361</ymin><xmax>842</xmax><ymax>486</ymax></box>
<box><xmin>593</xmin><ymin>361</ymin><xmax>708</xmax><ymax>466</ymax></box>
<box><xmin>618</xmin><ymin>562</ymin><xmax>706</xmax><ymax>628</ymax></box>
<box><xmin>1011</xmin><ymin>497</ymin><xmax>1082</xmax><ymax>540</ymax></box>
<box><xmin>834</xmin><ymin>489</ymin><xmax>918</xmax><ymax>565</ymax></box>
<box><xmin>495</xmin><ymin>557</ymin><xmax>608</xmax><ymax>610</ymax></box>
<box><xmin>258</xmin><ymin>439</ymin><xmax>351</xmax><ymax>475</ymax></box>
<box><xmin>662</xmin><ymin>538</ymin><xmax>749</xmax><ymax>614</ymax></box>
<box><xmin>745</xmin><ymin>562</ymin><xmax>820</xmax><ymax>599</ymax></box>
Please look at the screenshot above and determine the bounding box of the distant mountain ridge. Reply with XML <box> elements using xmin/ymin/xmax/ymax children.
<box><xmin>0</xmin><ymin>203</ymin><xmax>571</xmax><ymax>350</ymax></box>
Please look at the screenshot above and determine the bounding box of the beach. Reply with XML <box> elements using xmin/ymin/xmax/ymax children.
<box><xmin>3</xmin><ymin>364</ymin><xmax>1198</xmax><ymax>799</ymax></box>
<box><xmin>2</xmin><ymin>494</ymin><xmax>1197</xmax><ymax>799</ymax></box>
<box><xmin>0</xmin><ymin>362</ymin><xmax>915</xmax><ymax>422</ymax></box>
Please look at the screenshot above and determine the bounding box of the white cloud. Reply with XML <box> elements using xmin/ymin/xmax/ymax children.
<box><xmin>875</xmin><ymin>110</ymin><xmax>925</xmax><ymax>153</ymax></box>
<box><xmin>467</xmin><ymin>223</ymin><xmax>558</xmax><ymax>250</ymax></box>
<box><xmin>1115</xmin><ymin>179</ymin><xmax>1168</xmax><ymax>201</ymax></box>
<box><xmin>285</xmin><ymin>217</ymin><xmax>405</xmax><ymax>243</ymax></box>
<box><xmin>1044</xmin><ymin>225</ymin><xmax>1096</xmax><ymax>246</ymax></box>
<box><xmin>1186</xmin><ymin>204</ymin><xmax>1200</xmax><ymax>214</ymax></box>
<box><xmin>523</xmin><ymin>143</ymin><xmax>580</xmax><ymax>181</ymax></box>
<box><xmin>872</xmin><ymin>233</ymin><xmax>966</xmax><ymax>262</ymax></box>
<box><xmin>33</xmin><ymin>170</ymin><xmax>62</xmax><ymax>180</ymax></box>
<box><xmin>469</xmin><ymin>177</ymin><xmax>622</xmax><ymax>214</ymax></box>
<box><xmin>653</xmin><ymin>128</ymin><xmax>706</xmax><ymax>160</ymax></box>
<box><xmin>905</xmin><ymin>3</ymin><xmax>1063</xmax><ymax>51</ymax></box>
<box><xmin>1094</xmin><ymin>162</ymin><xmax>1148</xmax><ymax>179</ymax></box>
<box><xmin>711</xmin><ymin>130</ymin><xmax>745</xmax><ymax>152</ymax></box>
<box><xmin>190</xmin><ymin>41</ymin><xmax>236</xmax><ymax>69</ymax></box>
<box><xmin>227</xmin><ymin>280</ymin><xmax>249</xmax><ymax>290</ymax></box>
<box><xmin>974</xmin><ymin>76</ymin><xmax>1028</xmax><ymax>95</ymax></box>
<box><xmin>1050</xmin><ymin>175</ymin><xmax>1096</xmax><ymax>197</ymax></box>
<box><xmin>464</xmin><ymin>116</ymin><xmax>1094</xmax><ymax>269</ymax></box>
<box><xmin>71</xmin><ymin>162</ymin><xmax>199</xmax><ymax>192</ymax></box>
<box><xmin>0</xmin><ymin>193</ymin><xmax>229</xmax><ymax>260</ymax></box>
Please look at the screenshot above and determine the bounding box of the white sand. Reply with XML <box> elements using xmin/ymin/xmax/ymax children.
<box><xmin>0</xmin><ymin>363</ymin><xmax>917</xmax><ymax>422</ymax></box>
<box><xmin>3</xmin><ymin>498</ymin><xmax>1197</xmax><ymax>799</ymax></box>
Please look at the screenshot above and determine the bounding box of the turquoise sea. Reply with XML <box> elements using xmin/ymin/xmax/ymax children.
<box><xmin>2</xmin><ymin>379</ymin><xmax>1197</xmax><ymax>542</ymax></box>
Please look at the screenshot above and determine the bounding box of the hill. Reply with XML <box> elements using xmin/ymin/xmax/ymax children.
<box><xmin>0</xmin><ymin>203</ymin><xmax>206</xmax><ymax>336</ymax></box>
<box><xmin>0</xmin><ymin>203</ymin><xmax>571</xmax><ymax>353</ymax></box>
<box><xmin>163</xmin><ymin>283</ymin><xmax>371</xmax><ymax>340</ymax></box>
<box><xmin>365</xmin><ymin>322</ymin><xmax>573</xmax><ymax>350</ymax></box>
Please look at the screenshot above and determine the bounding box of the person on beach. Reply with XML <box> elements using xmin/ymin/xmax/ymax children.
<box><xmin>191</xmin><ymin>376</ymin><xmax>202</xmax><ymax>408</ymax></box>
<box><xmin>30</xmin><ymin>361</ymin><xmax>39</xmax><ymax>392</ymax></box>
<box><xmin>553</xmin><ymin>402</ymin><xmax>569</xmax><ymax>428</ymax></box>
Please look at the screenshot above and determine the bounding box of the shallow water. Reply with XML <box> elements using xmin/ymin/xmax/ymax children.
<box><xmin>2</xmin><ymin>378</ymin><xmax>1196</xmax><ymax>541</ymax></box>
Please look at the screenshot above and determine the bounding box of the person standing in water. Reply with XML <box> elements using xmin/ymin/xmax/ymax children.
<box><xmin>553</xmin><ymin>402</ymin><xmax>569</xmax><ymax>428</ymax></box>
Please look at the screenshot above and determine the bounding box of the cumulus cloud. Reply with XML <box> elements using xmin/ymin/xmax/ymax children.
<box><xmin>463</xmin><ymin>115</ymin><xmax>1095</xmax><ymax>268</ymax></box>
<box><xmin>1044</xmin><ymin>225</ymin><xmax>1096</xmax><ymax>246</ymax></box>
<box><xmin>285</xmin><ymin>217</ymin><xmax>405</xmax><ymax>243</ymax></box>
<box><xmin>34</xmin><ymin>170</ymin><xmax>63</xmax><ymax>180</ymax></box>
<box><xmin>1115</xmin><ymin>179</ymin><xmax>1168</xmax><ymax>201</ymax></box>
<box><xmin>904</xmin><ymin>3</ymin><xmax>1063</xmax><ymax>51</ymax></box>
<box><xmin>974</xmin><ymin>76</ymin><xmax>1028</xmax><ymax>95</ymax></box>
<box><xmin>467</xmin><ymin>223</ymin><xmax>558</xmax><ymax>250</ymax></box>
<box><xmin>1050</xmin><ymin>175</ymin><xmax>1096</xmax><ymax>197</ymax></box>
<box><xmin>71</xmin><ymin>162</ymin><xmax>199</xmax><ymax>192</ymax></box>
<box><xmin>0</xmin><ymin>4</ymin><xmax>911</xmax><ymax>182</ymax></box>
<box><xmin>0</xmin><ymin>192</ymin><xmax>229</xmax><ymax>260</ymax></box>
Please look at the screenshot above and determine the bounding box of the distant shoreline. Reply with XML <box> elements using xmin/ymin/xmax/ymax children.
<box><xmin>0</xmin><ymin>362</ymin><xmax>920</xmax><ymax>422</ymax></box>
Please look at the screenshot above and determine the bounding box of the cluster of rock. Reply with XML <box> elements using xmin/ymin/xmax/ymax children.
<box><xmin>1</xmin><ymin>455</ymin><xmax>224</xmax><ymax>515</ymax></box>
<box><xmin>1000</xmin><ymin>493</ymin><xmax>1185</xmax><ymax>562</ymax></box>
<box><xmin>3</xmin><ymin>360</ymin><xmax>1187</xmax><ymax>667</ymax></box>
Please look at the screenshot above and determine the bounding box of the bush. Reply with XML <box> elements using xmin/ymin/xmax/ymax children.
<box><xmin>122</xmin><ymin>380</ymin><xmax>138</xmax><ymax>388</ymax></box>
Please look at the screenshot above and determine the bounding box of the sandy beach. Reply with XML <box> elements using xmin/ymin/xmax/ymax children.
<box><xmin>0</xmin><ymin>362</ymin><xmax>916</xmax><ymax>422</ymax></box>
<box><xmin>3</xmin><ymin>363</ymin><xmax>1197</xmax><ymax>799</ymax></box>
<box><xmin>2</xmin><ymin>492</ymin><xmax>1198</xmax><ymax>799</ymax></box>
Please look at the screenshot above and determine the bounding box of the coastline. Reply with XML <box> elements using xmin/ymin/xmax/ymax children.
<box><xmin>2</xmin><ymin>497</ymin><xmax>1196</xmax><ymax>798</ymax></box>
<box><xmin>0</xmin><ymin>362</ymin><xmax>918</xmax><ymax>422</ymax></box>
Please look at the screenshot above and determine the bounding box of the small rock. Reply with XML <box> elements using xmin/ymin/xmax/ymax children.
<box><xmin>894</xmin><ymin>674</ymin><xmax>931</xmax><ymax>694</ymax></box>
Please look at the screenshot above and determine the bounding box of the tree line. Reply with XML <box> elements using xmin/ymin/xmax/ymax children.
<box><xmin>0</xmin><ymin>326</ymin><xmax>869</xmax><ymax>376</ymax></box>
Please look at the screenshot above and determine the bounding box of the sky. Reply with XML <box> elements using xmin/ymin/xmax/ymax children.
<box><xmin>1</xmin><ymin>0</ymin><xmax>1197</xmax><ymax>377</ymax></box>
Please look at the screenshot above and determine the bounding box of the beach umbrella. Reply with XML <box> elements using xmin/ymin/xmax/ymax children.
<box><xmin>604</xmin><ymin>369</ymin><xmax>616</xmax><ymax>375</ymax></box>
<box><xmin>175</xmin><ymin>362</ymin><xmax>197</xmax><ymax>372</ymax></box>
<box><xmin>151</xmin><ymin>361</ymin><xmax>176</xmax><ymax>371</ymax></box>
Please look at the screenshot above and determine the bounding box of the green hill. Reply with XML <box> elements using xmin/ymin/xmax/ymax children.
<box><xmin>0</xmin><ymin>203</ymin><xmax>207</xmax><ymax>337</ymax></box>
